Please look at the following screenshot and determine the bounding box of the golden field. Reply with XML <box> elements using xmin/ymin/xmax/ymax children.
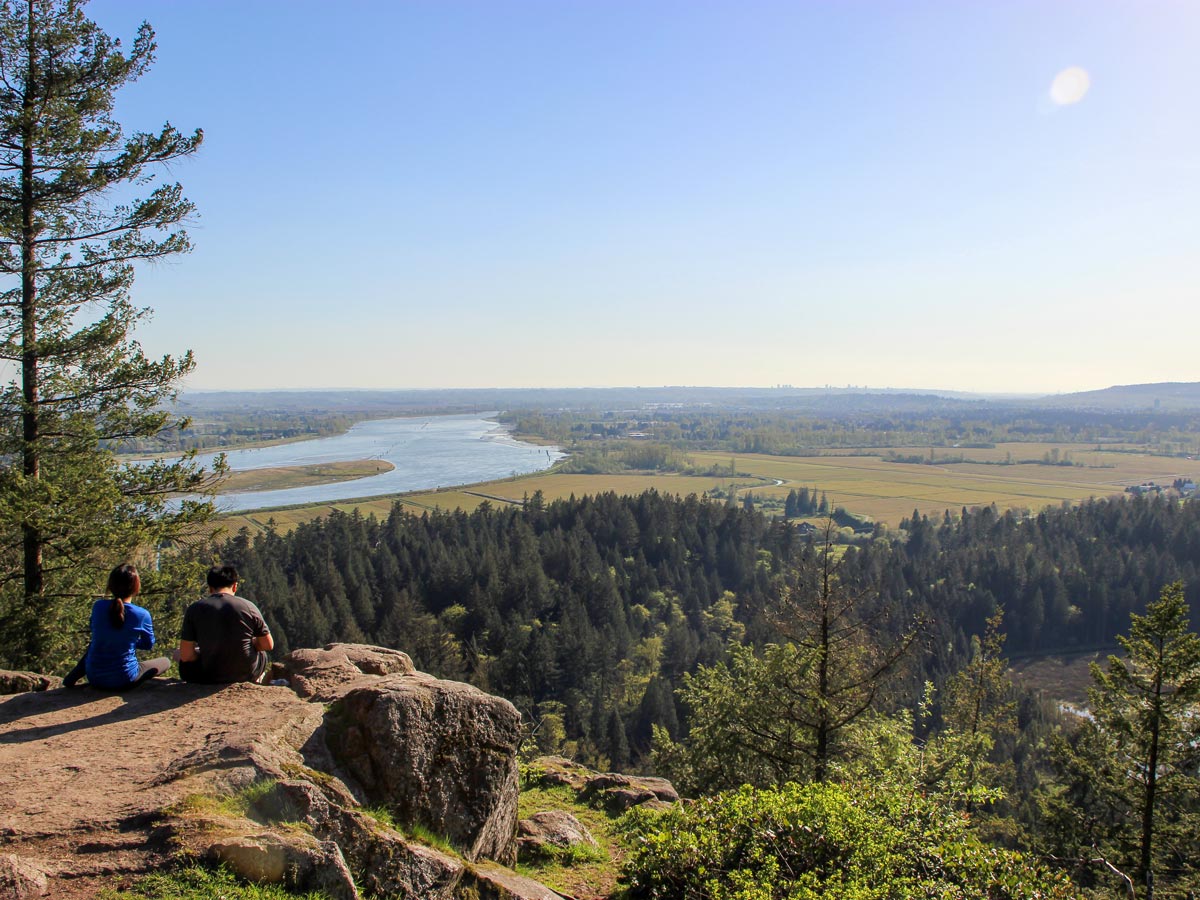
<box><xmin>215</xmin><ymin>442</ymin><xmax>1200</xmax><ymax>536</ymax></box>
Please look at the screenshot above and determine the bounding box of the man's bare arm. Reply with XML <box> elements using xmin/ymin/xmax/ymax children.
<box><xmin>177</xmin><ymin>640</ymin><xmax>198</xmax><ymax>662</ymax></box>
<box><xmin>254</xmin><ymin>633</ymin><xmax>274</xmax><ymax>652</ymax></box>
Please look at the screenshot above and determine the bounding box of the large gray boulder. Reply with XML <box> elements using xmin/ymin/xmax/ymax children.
<box><xmin>280</xmin><ymin>643</ymin><xmax>415</xmax><ymax>701</ymax></box>
<box><xmin>326</xmin><ymin>671</ymin><xmax>522</xmax><ymax>864</ymax></box>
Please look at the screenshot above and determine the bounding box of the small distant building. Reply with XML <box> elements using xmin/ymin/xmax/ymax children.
<box><xmin>1126</xmin><ymin>482</ymin><xmax>1163</xmax><ymax>496</ymax></box>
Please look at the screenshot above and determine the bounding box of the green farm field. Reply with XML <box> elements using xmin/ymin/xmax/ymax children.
<box><xmin>215</xmin><ymin>442</ymin><xmax>1200</xmax><ymax>536</ymax></box>
<box><xmin>686</xmin><ymin>445</ymin><xmax>1200</xmax><ymax>525</ymax></box>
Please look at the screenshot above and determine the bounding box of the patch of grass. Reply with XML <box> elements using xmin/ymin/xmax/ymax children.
<box><xmin>362</xmin><ymin>805</ymin><xmax>461</xmax><ymax>857</ymax></box>
<box><xmin>237</xmin><ymin>778</ymin><xmax>280</xmax><ymax>813</ymax></box>
<box><xmin>362</xmin><ymin>804</ymin><xmax>398</xmax><ymax>831</ymax></box>
<box><xmin>406</xmin><ymin>821</ymin><xmax>458</xmax><ymax>855</ymax></box>
<box><xmin>523</xmin><ymin>840</ymin><xmax>608</xmax><ymax>866</ymax></box>
<box><xmin>98</xmin><ymin>864</ymin><xmax>330</xmax><ymax>900</ymax></box>
<box><xmin>279</xmin><ymin>762</ymin><xmax>339</xmax><ymax>791</ymax></box>
<box><xmin>167</xmin><ymin>779</ymin><xmax>279</xmax><ymax>822</ymax></box>
<box><xmin>516</xmin><ymin>784</ymin><xmax>624</xmax><ymax>898</ymax></box>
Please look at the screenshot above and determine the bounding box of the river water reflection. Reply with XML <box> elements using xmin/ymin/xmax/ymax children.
<box><xmin>192</xmin><ymin>414</ymin><xmax>563</xmax><ymax>513</ymax></box>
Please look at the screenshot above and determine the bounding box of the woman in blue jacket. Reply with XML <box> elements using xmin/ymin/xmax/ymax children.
<box><xmin>63</xmin><ymin>564</ymin><xmax>171</xmax><ymax>690</ymax></box>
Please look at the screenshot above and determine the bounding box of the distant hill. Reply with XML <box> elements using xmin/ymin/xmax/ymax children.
<box><xmin>1034</xmin><ymin>382</ymin><xmax>1200</xmax><ymax>411</ymax></box>
<box><xmin>177</xmin><ymin>386</ymin><xmax>983</xmax><ymax>417</ymax></box>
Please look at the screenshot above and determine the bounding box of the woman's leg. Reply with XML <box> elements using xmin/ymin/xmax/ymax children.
<box><xmin>63</xmin><ymin>651</ymin><xmax>88</xmax><ymax>688</ymax></box>
<box><xmin>133</xmin><ymin>657</ymin><xmax>172</xmax><ymax>685</ymax></box>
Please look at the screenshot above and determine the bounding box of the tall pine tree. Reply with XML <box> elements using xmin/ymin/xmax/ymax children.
<box><xmin>1046</xmin><ymin>583</ymin><xmax>1200</xmax><ymax>898</ymax></box>
<box><xmin>0</xmin><ymin>0</ymin><xmax>215</xmax><ymax>669</ymax></box>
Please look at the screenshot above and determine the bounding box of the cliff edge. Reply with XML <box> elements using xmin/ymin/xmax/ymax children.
<box><xmin>0</xmin><ymin>644</ymin><xmax>563</xmax><ymax>900</ymax></box>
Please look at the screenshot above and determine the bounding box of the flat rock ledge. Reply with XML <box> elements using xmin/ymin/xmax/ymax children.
<box><xmin>0</xmin><ymin>643</ymin><xmax>561</xmax><ymax>900</ymax></box>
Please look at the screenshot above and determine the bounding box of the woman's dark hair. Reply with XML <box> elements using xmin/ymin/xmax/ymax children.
<box><xmin>106</xmin><ymin>564</ymin><xmax>140</xmax><ymax>628</ymax></box>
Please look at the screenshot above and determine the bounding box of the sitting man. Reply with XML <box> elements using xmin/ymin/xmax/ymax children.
<box><xmin>177</xmin><ymin>565</ymin><xmax>274</xmax><ymax>684</ymax></box>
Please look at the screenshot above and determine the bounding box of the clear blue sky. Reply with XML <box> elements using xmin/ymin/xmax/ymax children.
<box><xmin>91</xmin><ymin>0</ymin><xmax>1199</xmax><ymax>394</ymax></box>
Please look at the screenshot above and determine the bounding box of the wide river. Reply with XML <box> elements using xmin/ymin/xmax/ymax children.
<box><xmin>189</xmin><ymin>414</ymin><xmax>564</xmax><ymax>513</ymax></box>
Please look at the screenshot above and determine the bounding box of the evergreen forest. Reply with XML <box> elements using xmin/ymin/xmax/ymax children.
<box><xmin>215</xmin><ymin>490</ymin><xmax>1200</xmax><ymax>895</ymax></box>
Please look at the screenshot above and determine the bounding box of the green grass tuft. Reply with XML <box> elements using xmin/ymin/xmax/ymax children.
<box><xmin>362</xmin><ymin>805</ymin><xmax>460</xmax><ymax>857</ymax></box>
<box><xmin>98</xmin><ymin>864</ymin><xmax>331</xmax><ymax>900</ymax></box>
<box><xmin>167</xmin><ymin>779</ymin><xmax>280</xmax><ymax>823</ymax></box>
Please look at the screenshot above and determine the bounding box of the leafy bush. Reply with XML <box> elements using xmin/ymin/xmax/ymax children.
<box><xmin>619</xmin><ymin>781</ymin><xmax>1080</xmax><ymax>900</ymax></box>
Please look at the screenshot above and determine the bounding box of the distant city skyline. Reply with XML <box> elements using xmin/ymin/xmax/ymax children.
<box><xmin>89</xmin><ymin>0</ymin><xmax>1199</xmax><ymax>395</ymax></box>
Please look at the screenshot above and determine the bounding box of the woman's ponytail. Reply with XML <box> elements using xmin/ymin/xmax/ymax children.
<box><xmin>106</xmin><ymin>564</ymin><xmax>140</xmax><ymax>629</ymax></box>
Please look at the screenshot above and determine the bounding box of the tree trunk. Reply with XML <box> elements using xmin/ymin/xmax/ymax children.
<box><xmin>1139</xmin><ymin>657</ymin><xmax>1163</xmax><ymax>899</ymax></box>
<box><xmin>20</xmin><ymin>0</ymin><xmax>43</xmax><ymax>634</ymax></box>
<box><xmin>814</xmin><ymin>543</ymin><xmax>832</xmax><ymax>782</ymax></box>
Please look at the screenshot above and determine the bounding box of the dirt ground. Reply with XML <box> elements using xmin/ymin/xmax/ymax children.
<box><xmin>0</xmin><ymin>680</ymin><xmax>313</xmax><ymax>897</ymax></box>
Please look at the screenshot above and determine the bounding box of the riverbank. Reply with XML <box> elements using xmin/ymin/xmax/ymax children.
<box><xmin>189</xmin><ymin>414</ymin><xmax>564</xmax><ymax>513</ymax></box>
<box><xmin>219</xmin><ymin>459</ymin><xmax>396</xmax><ymax>494</ymax></box>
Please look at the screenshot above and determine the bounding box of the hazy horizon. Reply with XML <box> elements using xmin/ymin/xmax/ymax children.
<box><xmin>87</xmin><ymin>0</ymin><xmax>1198</xmax><ymax>395</ymax></box>
<box><xmin>178</xmin><ymin>380</ymin><xmax>1188</xmax><ymax>399</ymax></box>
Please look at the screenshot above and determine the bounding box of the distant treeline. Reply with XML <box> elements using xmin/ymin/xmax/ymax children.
<box><xmin>113</xmin><ymin>411</ymin><xmax>363</xmax><ymax>454</ymax></box>
<box><xmin>503</xmin><ymin>407</ymin><xmax>1200</xmax><ymax>456</ymax></box>
<box><xmin>218</xmin><ymin>491</ymin><xmax>1199</xmax><ymax>769</ymax></box>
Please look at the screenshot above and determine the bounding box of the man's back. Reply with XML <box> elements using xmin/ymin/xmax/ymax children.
<box><xmin>180</xmin><ymin>592</ymin><xmax>269</xmax><ymax>684</ymax></box>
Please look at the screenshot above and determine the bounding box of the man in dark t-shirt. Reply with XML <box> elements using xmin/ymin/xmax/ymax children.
<box><xmin>178</xmin><ymin>565</ymin><xmax>274</xmax><ymax>684</ymax></box>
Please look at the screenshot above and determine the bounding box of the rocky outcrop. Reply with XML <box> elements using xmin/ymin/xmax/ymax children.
<box><xmin>0</xmin><ymin>670</ymin><xmax>58</xmax><ymax>695</ymax></box>
<box><xmin>528</xmin><ymin>755</ymin><xmax>680</xmax><ymax>814</ymax></box>
<box><xmin>279</xmin><ymin>643</ymin><xmax>415</xmax><ymax>701</ymax></box>
<box><xmin>0</xmin><ymin>644</ymin><xmax>550</xmax><ymax>900</ymax></box>
<box><xmin>326</xmin><ymin>669</ymin><xmax>522</xmax><ymax>864</ymax></box>
<box><xmin>517</xmin><ymin>810</ymin><xmax>598</xmax><ymax>860</ymax></box>
<box><xmin>255</xmin><ymin>778</ymin><xmax>465</xmax><ymax>900</ymax></box>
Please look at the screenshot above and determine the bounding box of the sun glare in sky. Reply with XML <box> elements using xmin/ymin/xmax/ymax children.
<box><xmin>1049</xmin><ymin>67</ymin><xmax>1091</xmax><ymax>106</ymax></box>
<box><xmin>85</xmin><ymin>1</ymin><xmax>1197</xmax><ymax>394</ymax></box>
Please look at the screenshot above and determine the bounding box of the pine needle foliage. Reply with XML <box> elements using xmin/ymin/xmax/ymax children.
<box><xmin>0</xmin><ymin>0</ymin><xmax>219</xmax><ymax>669</ymax></box>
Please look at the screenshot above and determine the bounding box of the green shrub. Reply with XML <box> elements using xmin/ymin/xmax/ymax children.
<box><xmin>619</xmin><ymin>781</ymin><xmax>1080</xmax><ymax>900</ymax></box>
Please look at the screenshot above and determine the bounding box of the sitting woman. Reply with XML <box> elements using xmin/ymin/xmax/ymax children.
<box><xmin>63</xmin><ymin>564</ymin><xmax>171</xmax><ymax>690</ymax></box>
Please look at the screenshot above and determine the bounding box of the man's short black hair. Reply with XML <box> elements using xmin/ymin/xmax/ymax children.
<box><xmin>207</xmin><ymin>564</ymin><xmax>239</xmax><ymax>590</ymax></box>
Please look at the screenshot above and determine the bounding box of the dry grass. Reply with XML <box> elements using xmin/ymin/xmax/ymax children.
<box><xmin>213</xmin><ymin>441</ymin><xmax>1200</xmax><ymax>534</ymax></box>
<box><xmin>687</xmin><ymin>445</ymin><xmax>1199</xmax><ymax>525</ymax></box>
<box><xmin>1009</xmin><ymin>652</ymin><xmax>1108</xmax><ymax>705</ymax></box>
